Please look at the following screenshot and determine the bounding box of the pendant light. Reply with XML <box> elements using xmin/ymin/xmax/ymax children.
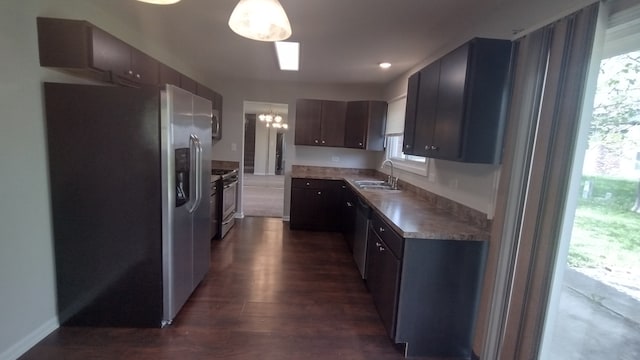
<box><xmin>228</xmin><ymin>0</ymin><xmax>292</xmax><ymax>42</ymax></box>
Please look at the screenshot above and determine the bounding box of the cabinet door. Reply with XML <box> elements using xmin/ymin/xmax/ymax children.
<box><xmin>434</xmin><ymin>43</ymin><xmax>469</xmax><ymax>161</ymax></box>
<box><xmin>290</xmin><ymin>187</ymin><xmax>319</xmax><ymax>229</ymax></box>
<box><xmin>367</xmin><ymin>227</ymin><xmax>401</xmax><ymax>339</ymax></box>
<box><xmin>294</xmin><ymin>99</ymin><xmax>323</xmax><ymax>145</ymax></box>
<box><xmin>321</xmin><ymin>100</ymin><xmax>347</xmax><ymax>147</ymax></box>
<box><xmin>180</xmin><ymin>75</ymin><xmax>197</xmax><ymax>93</ymax></box>
<box><xmin>159</xmin><ymin>63</ymin><xmax>181</xmax><ymax>86</ymax></box>
<box><xmin>130</xmin><ymin>48</ymin><xmax>158</xmax><ymax>85</ymax></box>
<box><xmin>366</xmin><ymin>101</ymin><xmax>387</xmax><ymax>151</ymax></box>
<box><xmin>413</xmin><ymin>60</ymin><xmax>440</xmax><ymax>157</ymax></box>
<box><xmin>91</xmin><ymin>26</ymin><xmax>130</xmax><ymax>79</ymax></box>
<box><xmin>345</xmin><ymin>101</ymin><xmax>368</xmax><ymax>149</ymax></box>
<box><xmin>402</xmin><ymin>72</ymin><xmax>420</xmax><ymax>155</ymax></box>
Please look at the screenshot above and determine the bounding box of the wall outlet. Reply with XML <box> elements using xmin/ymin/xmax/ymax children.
<box><xmin>331</xmin><ymin>156</ymin><xmax>340</xmax><ymax>162</ymax></box>
<box><xmin>231</xmin><ymin>143</ymin><xmax>237</xmax><ymax>151</ymax></box>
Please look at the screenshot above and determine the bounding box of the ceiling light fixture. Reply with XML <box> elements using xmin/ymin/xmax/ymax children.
<box><xmin>228</xmin><ymin>0</ymin><xmax>292</xmax><ymax>42</ymax></box>
<box><xmin>136</xmin><ymin>0</ymin><xmax>181</xmax><ymax>4</ymax></box>
<box><xmin>379</xmin><ymin>62</ymin><xmax>392</xmax><ymax>69</ymax></box>
<box><xmin>258</xmin><ymin>111</ymin><xmax>288</xmax><ymax>130</ymax></box>
<box><xmin>275</xmin><ymin>41</ymin><xmax>299</xmax><ymax>71</ymax></box>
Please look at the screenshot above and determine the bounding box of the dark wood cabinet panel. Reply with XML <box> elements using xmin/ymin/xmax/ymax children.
<box><xmin>180</xmin><ymin>75</ymin><xmax>197</xmax><ymax>93</ymax></box>
<box><xmin>321</xmin><ymin>100</ymin><xmax>347</xmax><ymax>147</ymax></box>
<box><xmin>402</xmin><ymin>72</ymin><xmax>420</xmax><ymax>154</ymax></box>
<box><xmin>403</xmin><ymin>37</ymin><xmax>512</xmax><ymax>164</ymax></box>
<box><xmin>294</xmin><ymin>99</ymin><xmax>323</xmax><ymax>146</ymax></box>
<box><xmin>158</xmin><ymin>63</ymin><xmax>181</xmax><ymax>86</ymax></box>
<box><xmin>295</xmin><ymin>99</ymin><xmax>346</xmax><ymax>147</ymax></box>
<box><xmin>90</xmin><ymin>26</ymin><xmax>130</xmax><ymax>79</ymax></box>
<box><xmin>365</xmin><ymin>210</ymin><xmax>489</xmax><ymax>358</ymax></box>
<box><xmin>129</xmin><ymin>47</ymin><xmax>158</xmax><ymax>85</ymax></box>
<box><xmin>345</xmin><ymin>101</ymin><xmax>387</xmax><ymax>151</ymax></box>
<box><xmin>38</xmin><ymin>17</ymin><xmax>158</xmax><ymax>86</ymax></box>
<box><xmin>412</xmin><ymin>61</ymin><xmax>441</xmax><ymax>157</ymax></box>
<box><xmin>367</xmin><ymin>223</ymin><xmax>401</xmax><ymax>339</ymax></box>
<box><xmin>289</xmin><ymin>178</ymin><xmax>342</xmax><ymax>231</ymax></box>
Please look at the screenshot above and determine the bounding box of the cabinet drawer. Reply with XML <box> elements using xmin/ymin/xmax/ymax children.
<box><xmin>370</xmin><ymin>212</ymin><xmax>403</xmax><ymax>258</ymax></box>
<box><xmin>291</xmin><ymin>178</ymin><xmax>339</xmax><ymax>189</ymax></box>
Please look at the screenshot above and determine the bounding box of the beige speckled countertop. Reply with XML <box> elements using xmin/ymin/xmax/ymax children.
<box><xmin>291</xmin><ymin>168</ymin><xmax>489</xmax><ymax>241</ymax></box>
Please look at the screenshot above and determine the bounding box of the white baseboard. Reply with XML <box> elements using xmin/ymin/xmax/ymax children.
<box><xmin>0</xmin><ymin>317</ymin><xmax>58</xmax><ymax>360</ymax></box>
<box><xmin>235</xmin><ymin>212</ymin><xmax>245</xmax><ymax>219</ymax></box>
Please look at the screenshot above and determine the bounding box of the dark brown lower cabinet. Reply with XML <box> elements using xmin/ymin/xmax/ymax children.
<box><xmin>289</xmin><ymin>178</ymin><xmax>342</xmax><ymax>231</ymax></box>
<box><xmin>367</xmin><ymin>224</ymin><xmax>401</xmax><ymax>338</ymax></box>
<box><xmin>366</xmin><ymin>211</ymin><xmax>488</xmax><ymax>359</ymax></box>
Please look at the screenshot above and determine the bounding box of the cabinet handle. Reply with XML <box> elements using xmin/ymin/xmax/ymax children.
<box><xmin>405</xmin><ymin>144</ymin><xmax>411</xmax><ymax>149</ymax></box>
<box><xmin>135</xmin><ymin>73</ymin><xmax>141</xmax><ymax>79</ymax></box>
<box><xmin>127</xmin><ymin>69</ymin><xmax>133</xmax><ymax>75</ymax></box>
<box><xmin>359</xmin><ymin>142</ymin><xmax>363</xmax><ymax>146</ymax></box>
<box><xmin>379</xmin><ymin>227</ymin><xmax>385</xmax><ymax>233</ymax></box>
<box><xmin>379</xmin><ymin>245</ymin><xmax>386</xmax><ymax>252</ymax></box>
<box><xmin>306</xmin><ymin>182</ymin><xmax>310</xmax><ymax>186</ymax></box>
<box><xmin>314</xmin><ymin>139</ymin><xmax>319</xmax><ymax>144</ymax></box>
<box><xmin>425</xmin><ymin>145</ymin><xmax>429</xmax><ymax>150</ymax></box>
<box><xmin>321</xmin><ymin>140</ymin><xmax>326</xmax><ymax>144</ymax></box>
<box><xmin>346</xmin><ymin>202</ymin><xmax>353</xmax><ymax>207</ymax></box>
<box><xmin>376</xmin><ymin>242</ymin><xmax>382</xmax><ymax>247</ymax></box>
<box><xmin>431</xmin><ymin>145</ymin><xmax>439</xmax><ymax>151</ymax></box>
<box><xmin>317</xmin><ymin>191</ymin><xmax>322</xmax><ymax>195</ymax></box>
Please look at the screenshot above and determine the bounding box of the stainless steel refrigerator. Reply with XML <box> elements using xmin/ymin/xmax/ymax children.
<box><xmin>44</xmin><ymin>83</ymin><xmax>211</xmax><ymax>327</ymax></box>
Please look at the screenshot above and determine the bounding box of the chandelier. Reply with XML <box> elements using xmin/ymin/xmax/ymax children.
<box><xmin>258</xmin><ymin>112</ymin><xmax>288</xmax><ymax>129</ymax></box>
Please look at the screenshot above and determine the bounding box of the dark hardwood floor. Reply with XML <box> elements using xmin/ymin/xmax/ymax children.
<box><xmin>21</xmin><ymin>217</ymin><xmax>408</xmax><ymax>359</ymax></box>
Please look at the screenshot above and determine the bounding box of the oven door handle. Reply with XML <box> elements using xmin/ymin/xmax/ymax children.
<box><xmin>223</xmin><ymin>180</ymin><xmax>238</xmax><ymax>189</ymax></box>
<box><xmin>222</xmin><ymin>213</ymin><xmax>236</xmax><ymax>225</ymax></box>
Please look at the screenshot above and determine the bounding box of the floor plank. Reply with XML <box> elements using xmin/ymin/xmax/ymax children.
<box><xmin>20</xmin><ymin>217</ymin><xmax>408</xmax><ymax>359</ymax></box>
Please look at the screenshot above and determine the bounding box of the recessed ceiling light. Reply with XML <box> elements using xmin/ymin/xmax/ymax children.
<box><xmin>136</xmin><ymin>0</ymin><xmax>181</xmax><ymax>4</ymax></box>
<box><xmin>275</xmin><ymin>41</ymin><xmax>300</xmax><ymax>71</ymax></box>
<box><xmin>379</xmin><ymin>62</ymin><xmax>392</xmax><ymax>69</ymax></box>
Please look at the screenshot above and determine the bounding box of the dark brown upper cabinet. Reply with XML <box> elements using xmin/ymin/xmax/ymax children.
<box><xmin>344</xmin><ymin>101</ymin><xmax>387</xmax><ymax>151</ymax></box>
<box><xmin>37</xmin><ymin>17</ymin><xmax>158</xmax><ymax>86</ymax></box>
<box><xmin>403</xmin><ymin>38</ymin><xmax>512</xmax><ymax>164</ymax></box>
<box><xmin>158</xmin><ymin>63</ymin><xmax>181</xmax><ymax>87</ymax></box>
<box><xmin>295</xmin><ymin>99</ymin><xmax>347</xmax><ymax>147</ymax></box>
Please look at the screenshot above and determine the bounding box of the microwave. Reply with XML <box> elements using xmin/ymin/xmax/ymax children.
<box><xmin>212</xmin><ymin>109</ymin><xmax>221</xmax><ymax>140</ymax></box>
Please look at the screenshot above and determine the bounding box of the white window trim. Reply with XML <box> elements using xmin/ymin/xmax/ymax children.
<box><xmin>387</xmin><ymin>155</ymin><xmax>429</xmax><ymax>176</ymax></box>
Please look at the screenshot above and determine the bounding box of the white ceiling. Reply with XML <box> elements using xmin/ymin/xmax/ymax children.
<box><xmin>94</xmin><ymin>0</ymin><xmax>516</xmax><ymax>85</ymax></box>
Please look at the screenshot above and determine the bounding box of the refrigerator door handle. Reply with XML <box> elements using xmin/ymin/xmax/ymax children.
<box><xmin>187</xmin><ymin>134</ymin><xmax>203</xmax><ymax>213</ymax></box>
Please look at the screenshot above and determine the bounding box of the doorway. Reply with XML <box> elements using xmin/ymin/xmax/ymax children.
<box><xmin>242</xmin><ymin>101</ymin><xmax>288</xmax><ymax>218</ymax></box>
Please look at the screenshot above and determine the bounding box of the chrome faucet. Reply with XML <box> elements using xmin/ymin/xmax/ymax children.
<box><xmin>381</xmin><ymin>159</ymin><xmax>398</xmax><ymax>189</ymax></box>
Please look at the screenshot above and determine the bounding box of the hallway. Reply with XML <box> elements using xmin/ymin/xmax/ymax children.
<box><xmin>21</xmin><ymin>218</ymin><xmax>405</xmax><ymax>359</ymax></box>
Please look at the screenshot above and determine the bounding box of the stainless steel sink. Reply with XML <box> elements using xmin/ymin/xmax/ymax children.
<box><xmin>353</xmin><ymin>180</ymin><xmax>398</xmax><ymax>190</ymax></box>
<box><xmin>354</xmin><ymin>180</ymin><xmax>387</xmax><ymax>186</ymax></box>
<box><xmin>359</xmin><ymin>184</ymin><xmax>396</xmax><ymax>190</ymax></box>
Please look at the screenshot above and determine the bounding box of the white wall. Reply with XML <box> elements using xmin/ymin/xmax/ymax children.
<box><xmin>0</xmin><ymin>1</ymin><xmax>201</xmax><ymax>358</ymax></box>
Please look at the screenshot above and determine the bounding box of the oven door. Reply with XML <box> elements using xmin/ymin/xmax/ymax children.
<box><xmin>222</xmin><ymin>179</ymin><xmax>237</xmax><ymax>220</ymax></box>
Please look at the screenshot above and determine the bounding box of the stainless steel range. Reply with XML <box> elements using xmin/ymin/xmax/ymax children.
<box><xmin>212</xmin><ymin>168</ymin><xmax>238</xmax><ymax>238</ymax></box>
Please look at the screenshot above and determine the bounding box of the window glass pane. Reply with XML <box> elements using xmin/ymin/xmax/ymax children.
<box><xmin>542</xmin><ymin>49</ymin><xmax>640</xmax><ymax>359</ymax></box>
